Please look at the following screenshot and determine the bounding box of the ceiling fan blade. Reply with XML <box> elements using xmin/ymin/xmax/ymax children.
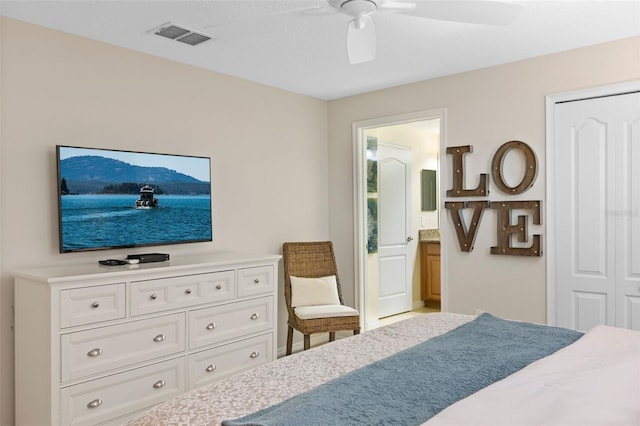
<box><xmin>204</xmin><ymin>3</ymin><xmax>333</xmax><ymax>29</ymax></box>
<box><xmin>347</xmin><ymin>15</ymin><xmax>376</xmax><ymax>64</ymax></box>
<box><xmin>301</xmin><ymin>5</ymin><xmax>340</xmax><ymax>16</ymax></box>
<box><xmin>379</xmin><ymin>1</ymin><xmax>417</xmax><ymax>11</ymax></box>
<box><xmin>396</xmin><ymin>0</ymin><xmax>524</xmax><ymax>26</ymax></box>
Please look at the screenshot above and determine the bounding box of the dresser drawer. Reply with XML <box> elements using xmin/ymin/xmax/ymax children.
<box><xmin>61</xmin><ymin>313</ymin><xmax>185</xmax><ymax>382</ymax></box>
<box><xmin>130</xmin><ymin>271</ymin><xmax>235</xmax><ymax>316</ymax></box>
<box><xmin>237</xmin><ymin>266</ymin><xmax>274</xmax><ymax>297</ymax></box>
<box><xmin>189</xmin><ymin>297</ymin><xmax>274</xmax><ymax>349</ymax></box>
<box><xmin>187</xmin><ymin>333</ymin><xmax>273</xmax><ymax>389</ymax></box>
<box><xmin>60</xmin><ymin>284</ymin><xmax>126</xmax><ymax>328</ymax></box>
<box><xmin>60</xmin><ymin>358</ymin><xmax>185</xmax><ymax>426</ymax></box>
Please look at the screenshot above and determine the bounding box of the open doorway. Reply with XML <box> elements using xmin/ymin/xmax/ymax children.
<box><xmin>353</xmin><ymin>109</ymin><xmax>446</xmax><ymax>331</ymax></box>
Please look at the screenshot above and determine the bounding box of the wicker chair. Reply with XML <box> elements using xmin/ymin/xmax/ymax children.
<box><xmin>283</xmin><ymin>241</ymin><xmax>360</xmax><ymax>355</ymax></box>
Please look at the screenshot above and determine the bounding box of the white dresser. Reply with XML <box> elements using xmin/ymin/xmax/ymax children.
<box><xmin>14</xmin><ymin>252</ymin><xmax>280</xmax><ymax>426</ymax></box>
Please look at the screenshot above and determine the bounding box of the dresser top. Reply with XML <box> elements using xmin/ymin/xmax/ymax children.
<box><xmin>14</xmin><ymin>252</ymin><xmax>281</xmax><ymax>284</ymax></box>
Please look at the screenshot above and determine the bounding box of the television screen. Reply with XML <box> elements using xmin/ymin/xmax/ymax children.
<box><xmin>56</xmin><ymin>145</ymin><xmax>212</xmax><ymax>253</ymax></box>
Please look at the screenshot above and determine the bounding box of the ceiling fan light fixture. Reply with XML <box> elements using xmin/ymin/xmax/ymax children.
<box><xmin>335</xmin><ymin>0</ymin><xmax>378</xmax><ymax>18</ymax></box>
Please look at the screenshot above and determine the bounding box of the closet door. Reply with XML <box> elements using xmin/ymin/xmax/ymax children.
<box><xmin>554</xmin><ymin>96</ymin><xmax>617</xmax><ymax>331</ymax></box>
<box><xmin>554</xmin><ymin>92</ymin><xmax>640</xmax><ymax>331</ymax></box>
<box><xmin>615</xmin><ymin>93</ymin><xmax>640</xmax><ymax>330</ymax></box>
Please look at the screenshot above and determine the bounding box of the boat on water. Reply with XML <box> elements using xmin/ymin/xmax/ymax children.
<box><xmin>135</xmin><ymin>185</ymin><xmax>158</xmax><ymax>208</ymax></box>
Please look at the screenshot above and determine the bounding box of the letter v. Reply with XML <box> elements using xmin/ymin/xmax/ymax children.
<box><xmin>444</xmin><ymin>201</ymin><xmax>490</xmax><ymax>252</ymax></box>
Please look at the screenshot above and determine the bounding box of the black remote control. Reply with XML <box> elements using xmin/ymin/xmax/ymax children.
<box><xmin>99</xmin><ymin>259</ymin><xmax>128</xmax><ymax>266</ymax></box>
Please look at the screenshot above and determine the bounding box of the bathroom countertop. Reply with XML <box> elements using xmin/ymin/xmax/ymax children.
<box><xmin>419</xmin><ymin>229</ymin><xmax>440</xmax><ymax>243</ymax></box>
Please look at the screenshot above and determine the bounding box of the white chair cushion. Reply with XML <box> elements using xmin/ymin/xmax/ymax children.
<box><xmin>294</xmin><ymin>304</ymin><xmax>359</xmax><ymax>320</ymax></box>
<box><xmin>290</xmin><ymin>275</ymin><xmax>341</xmax><ymax>307</ymax></box>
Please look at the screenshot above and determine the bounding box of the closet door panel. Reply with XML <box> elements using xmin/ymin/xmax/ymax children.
<box><xmin>555</xmin><ymin>96</ymin><xmax>617</xmax><ymax>331</ymax></box>
<box><xmin>615</xmin><ymin>93</ymin><xmax>640</xmax><ymax>330</ymax></box>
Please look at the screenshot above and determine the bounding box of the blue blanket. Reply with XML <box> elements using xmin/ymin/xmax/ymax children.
<box><xmin>222</xmin><ymin>313</ymin><xmax>583</xmax><ymax>426</ymax></box>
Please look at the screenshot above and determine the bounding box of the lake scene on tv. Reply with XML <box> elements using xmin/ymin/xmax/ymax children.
<box><xmin>57</xmin><ymin>146</ymin><xmax>212</xmax><ymax>252</ymax></box>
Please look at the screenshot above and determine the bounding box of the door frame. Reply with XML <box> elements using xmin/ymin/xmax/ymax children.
<box><xmin>353</xmin><ymin>108</ymin><xmax>447</xmax><ymax>331</ymax></box>
<box><xmin>545</xmin><ymin>80</ymin><xmax>640</xmax><ymax>326</ymax></box>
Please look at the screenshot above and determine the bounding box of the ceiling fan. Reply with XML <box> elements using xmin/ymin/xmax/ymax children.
<box><xmin>319</xmin><ymin>0</ymin><xmax>525</xmax><ymax>64</ymax></box>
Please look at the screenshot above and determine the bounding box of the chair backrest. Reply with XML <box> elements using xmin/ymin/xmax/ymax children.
<box><xmin>282</xmin><ymin>241</ymin><xmax>345</xmax><ymax>318</ymax></box>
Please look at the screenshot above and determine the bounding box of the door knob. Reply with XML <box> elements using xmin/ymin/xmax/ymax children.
<box><xmin>406</xmin><ymin>236</ymin><xmax>414</xmax><ymax>243</ymax></box>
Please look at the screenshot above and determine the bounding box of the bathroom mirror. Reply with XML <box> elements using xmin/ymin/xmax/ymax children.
<box><xmin>421</xmin><ymin>169</ymin><xmax>437</xmax><ymax>211</ymax></box>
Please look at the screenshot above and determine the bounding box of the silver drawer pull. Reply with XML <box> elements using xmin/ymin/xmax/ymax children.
<box><xmin>152</xmin><ymin>380</ymin><xmax>165</xmax><ymax>389</ymax></box>
<box><xmin>87</xmin><ymin>399</ymin><xmax>102</xmax><ymax>409</ymax></box>
<box><xmin>91</xmin><ymin>302</ymin><xmax>100</xmax><ymax>309</ymax></box>
<box><xmin>206</xmin><ymin>322</ymin><xmax>216</xmax><ymax>331</ymax></box>
<box><xmin>250</xmin><ymin>313</ymin><xmax>259</xmax><ymax>320</ymax></box>
<box><xmin>185</xmin><ymin>288</ymin><xmax>192</xmax><ymax>295</ymax></box>
<box><xmin>205</xmin><ymin>364</ymin><xmax>216</xmax><ymax>373</ymax></box>
<box><xmin>216</xmin><ymin>284</ymin><xmax>222</xmax><ymax>290</ymax></box>
<box><xmin>250</xmin><ymin>351</ymin><xmax>259</xmax><ymax>359</ymax></box>
<box><xmin>150</xmin><ymin>294</ymin><xmax>157</xmax><ymax>300</ymax></box>
<box><xmin>87</xmin><ymin>348</ymin><xmax>103</xmax><ymax>358</ymax></box>
<box><xmin>153</xmin><ymin>334</ymin><xmax>165</xmax><ymax>343</ymax></box>
<box><xmin>253</xmin><ymin>278</ymin><xmax>260</xmax><ymax>284</ymax></box>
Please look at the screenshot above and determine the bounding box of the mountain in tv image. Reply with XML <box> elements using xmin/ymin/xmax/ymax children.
<box><xmin>60</xmin><ymin>155</ymin><xmax>210</xmax><ymax>195</ymax></box>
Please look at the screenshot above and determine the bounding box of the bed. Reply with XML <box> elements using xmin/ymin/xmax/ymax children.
<box><xmin>126</xmin><ymin>312</ymin><xmax>640</xmax><ymax>426</ymax></box>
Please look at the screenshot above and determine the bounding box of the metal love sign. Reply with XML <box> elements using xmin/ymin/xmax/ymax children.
<box><xmin>445</xmin><ymin>141</ymin><xmax>542</xmax><ymax>256</ymax></box>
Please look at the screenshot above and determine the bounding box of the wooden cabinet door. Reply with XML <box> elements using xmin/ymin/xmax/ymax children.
<box><xmin>420</xmin><ymin>242</ymin><xmax>441</xmax><ymax>302</ymax></box>
<box><xmin>426</xmin><ymin>255</ymin><xmax>441</xmax><ymax>300</ymax></box>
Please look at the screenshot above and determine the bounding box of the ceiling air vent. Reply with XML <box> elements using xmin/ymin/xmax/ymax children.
<box><xmin>151</xmin><ymin>23</ymin><xmax>212</xmax><ymax>46</ymax></box>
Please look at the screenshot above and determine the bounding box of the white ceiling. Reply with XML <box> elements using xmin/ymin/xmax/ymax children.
<box><xmin>2</xmin><ymin>0</ymin><xmax>639</xmax><ymax>100</ymax></box>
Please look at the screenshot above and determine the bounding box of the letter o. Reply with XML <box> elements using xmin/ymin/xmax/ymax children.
<box><xmin>491</xmin><ymin>141</ymin><xmax>537</xmax><ymax>195</ymax></box>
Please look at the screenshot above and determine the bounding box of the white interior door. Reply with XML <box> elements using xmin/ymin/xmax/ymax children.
<box><xmin>377</xmin><ymin>142</ymin><xmax>412</xmax><ymax>318</ymax></box>
<box><xmin>554</xmin><ymin>92</ymin><xmax>640</xmax><ymax>331</ymax></box>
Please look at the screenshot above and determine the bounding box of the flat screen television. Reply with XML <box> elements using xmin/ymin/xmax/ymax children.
<box><xmin>56</xmin><ymin>145</ymin><xmax>213</xmax><ymax>253</ymax></box>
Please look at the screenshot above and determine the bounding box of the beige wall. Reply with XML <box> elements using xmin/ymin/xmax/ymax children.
<box><xmin>0</xmin><ymin>17</ymin><xmax>328</xmax><ymax>424</ymax></box>
<box><xmin>328</xmin><ymin>36</ymin><xmax>640</xmax><ymax>326</ymax></box>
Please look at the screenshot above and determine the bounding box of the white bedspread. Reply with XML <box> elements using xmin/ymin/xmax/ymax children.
<box><xmin>425</xmin><ymin>324</ymin><xmax>640</xmax><ymax>426</ymax></box>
